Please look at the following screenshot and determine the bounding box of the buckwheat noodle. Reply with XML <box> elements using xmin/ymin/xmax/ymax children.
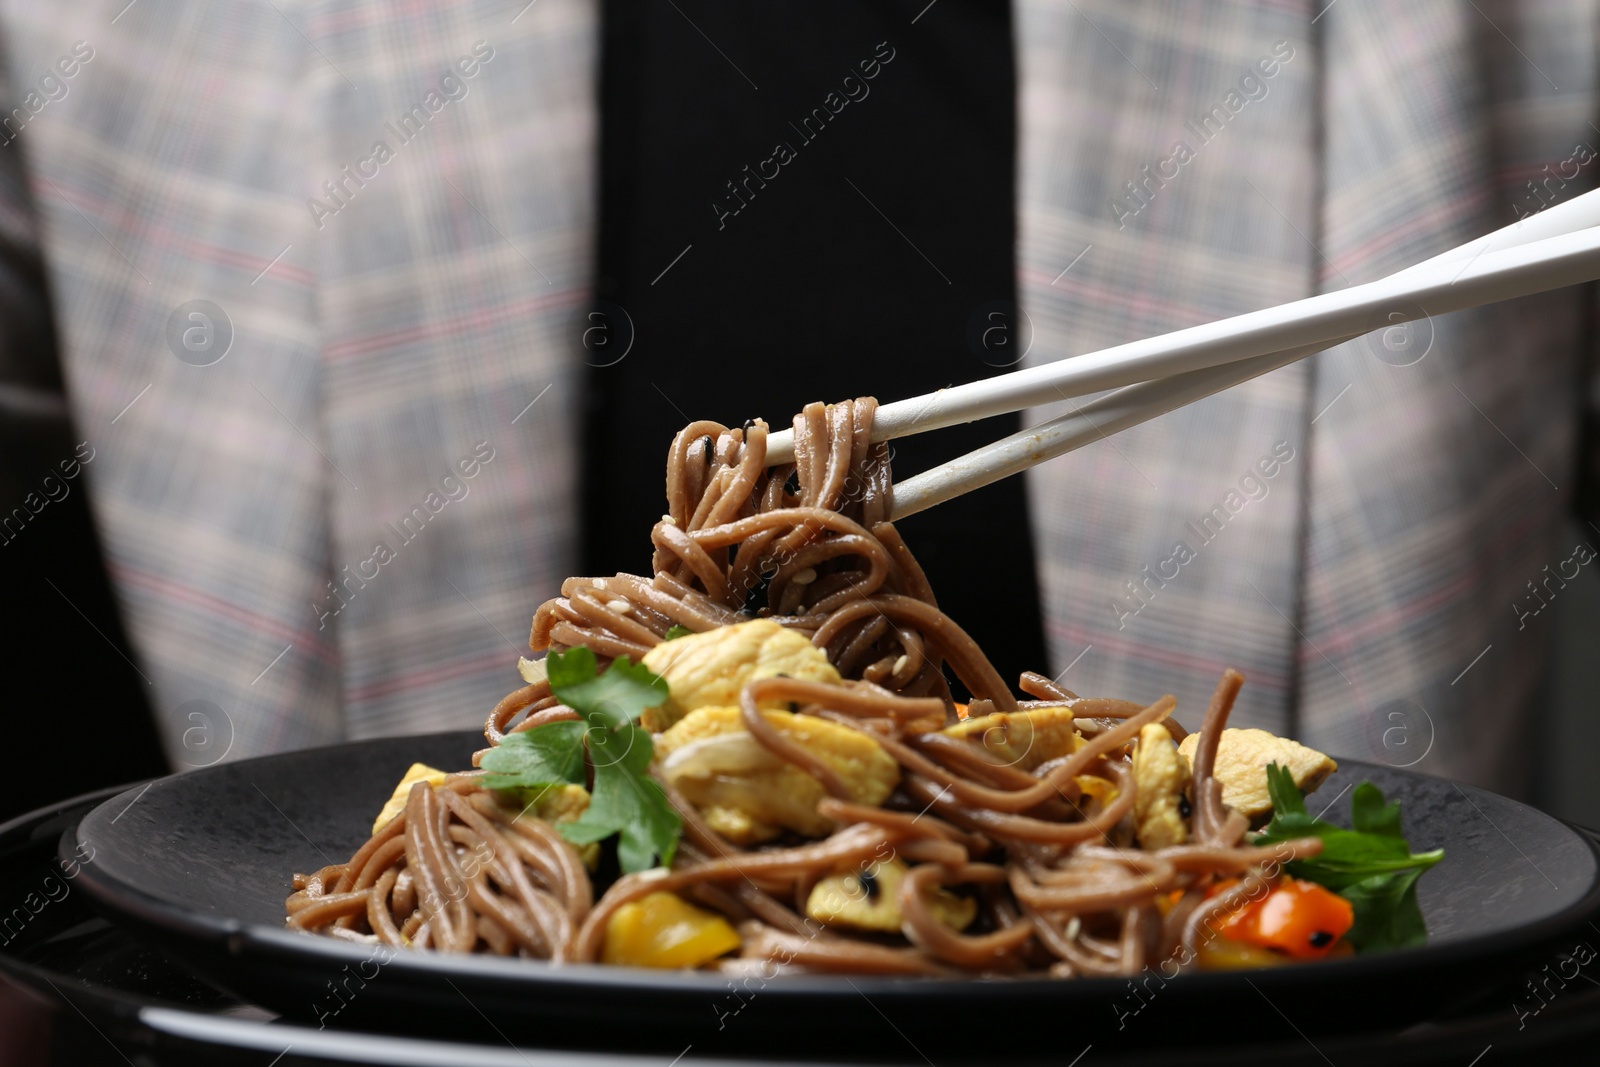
<box><xmin>288</xmin><ymin>398</ymin><xmax>1323</xmax><ymax>976</ymax></box>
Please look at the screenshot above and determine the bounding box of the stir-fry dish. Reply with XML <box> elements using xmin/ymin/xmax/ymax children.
<box><xmin>287</xmin><ymin>398</ymin><xmax>1442</xmax><ymax>976</ymax></box>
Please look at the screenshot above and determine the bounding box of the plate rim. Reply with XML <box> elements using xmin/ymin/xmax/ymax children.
<box><xmin>65</xmin><ymin>730</ymin><xmax>1600</xmax><ymax>1002</ymax></box>
<box><xmin>9</xmin><ymin>779</ymin><xmax>1600</xmax><ymax>1064</ymax></box>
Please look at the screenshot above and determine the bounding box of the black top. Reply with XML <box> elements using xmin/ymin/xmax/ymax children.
<box><xmin>585</xmin><ymin>0</ymin><xmax>1048</xmax><ymax>689</ymax></box>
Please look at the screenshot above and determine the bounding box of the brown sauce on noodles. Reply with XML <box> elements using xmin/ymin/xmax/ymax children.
<box><xmin>287</xmin><ymin>398</ymin><xmax>1322</xmax><ymax>976</ymax></box>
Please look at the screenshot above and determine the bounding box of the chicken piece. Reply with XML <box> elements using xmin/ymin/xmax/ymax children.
<box><xmin>655</xmin><ymin>705</ymin><xmax>899</xmax><ymax>844</ymax></box>
<box><xmin>516</xmin><ymin>782</ymin><xmax>590</xmax><ymax>825</ymax></box>
<box><xmin>372</xmin><ymin>763</ymin><xmax>450</xmax><ymax>833</ymax></box>
<box><xmin>517</xmin><ymin>656</ymin><xmax>547</xmax><ymax>685</ymax></box>
<box><xmin>1132</xmin><ymin>723</ymin><xmax>1190</xmax><ymax>848</ymax></box>
<box><xmin>805</xmin><ymin>858</ymin><xmax>977</xmax><ymax>933</ymax></box>
<box><xmin>1177</xmin><ymin>728</ymin><xmax>1337</xmax><ymax>822</ymax></box>
<box><xmin>519</xmin><ymin>784</ymin><xmax>599</xmax><ymax>868</ymax></box>
<box><xmin>639</xmin><ymin>619</ymin><xmax>841</xmax><ymax>732</ymax></box>
<box><xmin>940</xmin><ymin>705</ymin><xmax>1084</xmax><ymax>772</ymax></box>
<box><xmin>372</xmin><ymin>764</ymin><xmax>601</xmax><ymax>868</ymax></box>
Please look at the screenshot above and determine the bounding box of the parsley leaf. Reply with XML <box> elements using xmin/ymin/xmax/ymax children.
<box><xmin>482</xmin><ymin>647</ymin><xmax>680</xmax><ymax>873</ymax></box>
<box><xmin>1265</xmin><ymin>762</ymin><xmax>1308</xmax><ymax>818</ymax></box>
<box><xmin>558</xmin><ymin>718</ymin><xmax>681</xmax><ymax>873</ymax></box>
<box><xmin>479</xmin><ymin>721</ymin><xmax>588</xmax><ymax>791</ymax></box>
<box><xmin>1342</xmin><ymin>867</ymin><xmax>1430</xmax><ymax>950</ymax></box>
<box><xmin>546</xmin><ymin>646</ymin><xmax>668</xmax><ymax>731</ymax></box>
<box><xmin>1350</xmin><ymin>780</ymin><xmax>1404</xmax><ymax>838</ymax></box>
<box><xmin>663</xmin><ymin>624</ymin><xmax>694</xmax><ymax>641</ymax></box>
<box><xmin>1253</xmin><ymin>764</ymin><xmax>1442</xmax><ymax>952</ymax></box>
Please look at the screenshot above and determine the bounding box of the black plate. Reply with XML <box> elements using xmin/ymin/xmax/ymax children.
<box><xmin>13</xmin><ymin>784</ymin><xmax>1600</xmax><ymax>1066</ymax></box>
<box><xmin>65</xmin><ymin>732</ymin><xmax>1600</xmax><ymax>1059</ymax></box>
<box><xmin>11</xmin><ymin>787</ymin><xmax>1600</xmax><ymax>1066</ymax></box>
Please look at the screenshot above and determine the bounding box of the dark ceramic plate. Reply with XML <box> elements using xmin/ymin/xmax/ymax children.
<box><xmin>66</xmin><ymin>732</ymin><xmax>1600</xmax><ymax>1059</ymax></box>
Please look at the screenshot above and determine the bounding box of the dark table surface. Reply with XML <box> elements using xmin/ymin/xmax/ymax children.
<box><xmin>6</xmin><ymin>784</ymin><xmax>1600</xmax><ymax>1067</ymax></box>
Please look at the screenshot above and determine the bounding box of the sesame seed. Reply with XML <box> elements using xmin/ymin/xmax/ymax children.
<box><xmin>606</xmin><ymin>600</ymin><xmax>632</xmax><ymax>614</ymax></box>
<box><xmin>893</xmin><ymin>655</ymin><xmax>909</xmax><ymax>674</ymax></box>
<box><xmin>792</xmin><ymin>568</ymin><xmax>817</xmax><ymax>585</ymax></box>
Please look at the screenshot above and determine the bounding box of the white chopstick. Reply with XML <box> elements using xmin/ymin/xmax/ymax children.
<box><xmin>890</xmin><ymin>216</ymin><xmax>1600</xmax><ymax>518</ymax></box>
<box><xmin>763</xmin><ymin>189</ymin><xmax>1600</xmax><ymax>468</ymax></box>
<box><xmin>1392</xmin><ymin>186</ymin><xmax>1600</xmax><ymax>279</ymax></box>
<box><xmin>888</xmin><ymin>340</ymin><xmax>1338</xmax><ymax>519</ymax></box>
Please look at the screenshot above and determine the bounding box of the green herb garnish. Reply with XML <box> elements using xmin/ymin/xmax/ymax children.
<box><xmin>1252</xmin><ymin>763</ymin><xmax>1443</xmax><ymax>952</ymax></box>
<box><xmin>663</xmin><ymin>624</ymin><xmax>694</xmax><ymax>641</ymax></box>
<box><xmin>479</xmin><ymin>648</ymin><xmax>679</xmax><ymax>873</ymax></box>
<box><xmin>481</xmin><ymin>722</ymin><xmax>588</xmax><ymax>791</ymax></box>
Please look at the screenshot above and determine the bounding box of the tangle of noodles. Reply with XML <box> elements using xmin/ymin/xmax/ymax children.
<box><xmin>287</xmin><ymin>398</ymin><xmax>1327</xmax><ymax>977</ymax></box>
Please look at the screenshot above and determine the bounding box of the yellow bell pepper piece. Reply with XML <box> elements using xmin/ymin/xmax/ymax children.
<box><xmin>600</xmin><ymin>891</ymin><xmax>741</xmax><ymax>969</ymax></box>
<box><xmin>1194</xmin><ymin>932</ymin><xmax>1356</xmax><ymax>971</ymax></box>
<box><xmin>1193</xmin><ymin>936</ymin><xmax>1292</xmax><ymax>971</ymax></box>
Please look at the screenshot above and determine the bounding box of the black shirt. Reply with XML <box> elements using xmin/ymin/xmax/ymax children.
<box><xmin>585</xmin><ymin>0</ymin><xmax>1048</xmax><ymax>690</ymax></box>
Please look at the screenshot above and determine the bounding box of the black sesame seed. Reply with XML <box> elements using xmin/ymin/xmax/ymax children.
<box><xmin>858</xmin><ymin>867</ymin><xmax>880</xmax><ymax>900</ymax></box>
<box><xmin>1178</xmin><ymin>794</ymin><xmax>1192</xmax><ymax>819</ymax></box>
<box><xmin>1309</xmin><ymin>931</ymin><xmax>1333</xmax><ymax>948</ymax></box>
<box><xmin>741</xmin><ymin>567</ymin><xmax>777</xmax><ymax>615</ymax></box>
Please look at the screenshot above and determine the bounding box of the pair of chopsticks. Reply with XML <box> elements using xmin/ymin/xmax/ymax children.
<box><xmin>761</xmin><ymin>189</ymin><xmax>1600</xmax><ymax>519</ymax></box>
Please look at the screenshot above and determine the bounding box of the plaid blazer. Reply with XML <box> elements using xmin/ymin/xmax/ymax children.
<box><xmin>0</xmin><ymin>1</ymin><xmax>1594</xmax><ymax>793</ymax></box>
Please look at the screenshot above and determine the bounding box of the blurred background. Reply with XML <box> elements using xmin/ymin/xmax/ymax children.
<box><xmin>1</xmin><ymin>0</ymin><xmax>1598</xmax><ymax>833</ymax></box>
